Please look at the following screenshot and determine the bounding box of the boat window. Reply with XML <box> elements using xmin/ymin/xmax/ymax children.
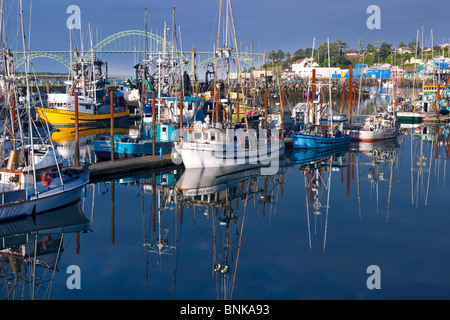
<box><xmin>203</xmin><ymin>132</ymin><xmax>209</xmax><ymax>140</ymax></box>
<box><xmin>162</xmin><ymin>127</ymin><xmax>167</xmax><ymax>132</ymax></box>
<box><xmin>210</xmin><ymin>193</ymin><xmax>215</xmax><ymax>201</ymax></box>
<box><xmin>194</xmin><ymin>132</ymin><xmax>202</xmax><ymax>140</ymax></box>
<box><xmin>188</xmin><ymin>103</ymin><xmax>193</xmax><ymax>110</ymax></box>
<box><xmin>210</xmin><ymin>134</ymin><xmax>215</xmax><ymax>141</ymax></box>
<box><xmin>86</xmin><ymin>104</ymin><xmax>91</xmax><ymax>110</ymax></box>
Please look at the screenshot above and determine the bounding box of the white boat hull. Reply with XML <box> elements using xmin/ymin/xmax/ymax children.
<box><xmin>0</xmin><ymin>172</ymin><xmax>89</xmax><ymax>222</ymax></box>
<box><xmin>175</xmin><ymin>140</ymin><xmax>285</xmax><ymax>169</ymax></box>
<box><xmin>349</xmin><ymin>127</ymin><xmax>399</xmax><ymax>142</ymax></box>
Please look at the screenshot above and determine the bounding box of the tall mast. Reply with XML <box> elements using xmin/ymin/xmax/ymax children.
<box><xmin>327</xmin><ymin>38</ymin><xmax>333</xmax><ymax>131</ymax></box>
<box><xmin>19</xmin><ymin>0</ymin><xmax>37</xmax><ymax>194</ymax></box>
<box><xmin>213</xmin><ymin>0</ymin><xmax>223</xmax><ymax>124</ymax></box>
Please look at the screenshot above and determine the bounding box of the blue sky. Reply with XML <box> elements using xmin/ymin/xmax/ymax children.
<box><xmin>3</xmin><ymin>0</ymin><xmax>449</xmax><ymax>75</ymax></box>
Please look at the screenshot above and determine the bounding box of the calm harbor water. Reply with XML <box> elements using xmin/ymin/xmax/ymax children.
<box><xmin>1</xmin><ymin>122</ymin><xmax>450</xmax><ymax>300</ymax></box>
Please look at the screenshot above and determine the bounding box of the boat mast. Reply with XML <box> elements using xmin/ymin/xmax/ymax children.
<box><xmin>19</xmin><ymin>0</ymin><xmax>37</xmax><ymax>194</ymax></box>
<box><xmin>213</xmin><ymin>0</ymin><xmax>223</xmax><ymax>124</ymax></box>
<box><xmin>327</xmin><ymin>38</ymin><xmax>333</xmax><ymax>132</ymax></box>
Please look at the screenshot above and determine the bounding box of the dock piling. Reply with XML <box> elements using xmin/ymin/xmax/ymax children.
<box><xmin>75</xmin><ymin>91</ymin><xmax>79</xmax><ymax>167</ymax></box>
<box><xmin>110</xmin><ymin>90</ymin><xmax>115</xmax><ymax>162</ymax></box>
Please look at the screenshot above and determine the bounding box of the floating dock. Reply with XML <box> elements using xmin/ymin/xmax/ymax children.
<box><xmin>81</xmin><ymin>154</ymin><xmax>179</xmax><ymax>182</ymax></box>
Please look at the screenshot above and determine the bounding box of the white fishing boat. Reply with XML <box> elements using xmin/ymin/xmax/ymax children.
<box><xmin>174</xmin><ymin>0</ymin><xmax>285</xmax><ymax>170</ymax></box>
<box><xmin>347</xmin><ymin>111</ymin><xmax>400</xmax><ymax>142</ymax></box>
<box><xmin>0</xmin><ymin>146</ymin><xmax>90</xmax><ymax>222</ymax></box>
<box><xmin>0</xmin><ymin>2</ymin><xmax>90</xmax><ymax>222</ymax></box>
<box><xmin>174</xmin><ymin>121</ymin><xmax>285</xmax><ymax>169</ymax></box>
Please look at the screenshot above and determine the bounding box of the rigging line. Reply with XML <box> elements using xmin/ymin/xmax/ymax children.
<box><xmin>304</xmin><ymin>172</ymin><xmax>312</xmax><ymax>250</ymax></box>
<box><xmin>46</xmin><ymin>232</ymin><xmax>64</xmax><ymax>300</ymax></box>
<box><xmin>212</xmin><ymin>204</ymin><xmax>219</xmax><ymax>300</ymax></box>
<box><xmin>230</xmin><ymin>177</ymin><xmax>251</xmax><ymax>299</ymax></box>
<box><xmin>24</xmin><ymin>41</ymin><xmax>64</xmax><ymax>186</ymax></box>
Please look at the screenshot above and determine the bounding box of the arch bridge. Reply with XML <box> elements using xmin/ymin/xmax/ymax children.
<box><xmin>14</xmin><ymin>29</ymin><xmax>264</xmax><ymax>78</ymax></box>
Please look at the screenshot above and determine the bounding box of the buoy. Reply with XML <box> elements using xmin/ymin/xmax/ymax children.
<box><xmin>42</xmin><ymin>235</ymin><xmax>54</xmax><ymax>250</ymax></box>
<box><xmin>41</xmin><ymin>171</ymin><xmax>53</xmax><ymax>187</ymax></box>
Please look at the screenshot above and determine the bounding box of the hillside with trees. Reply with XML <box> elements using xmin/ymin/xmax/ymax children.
<box><xmin>262</xmin><ymin>38</ymin><xmax>449</xmax><ymax>74</ymax></box>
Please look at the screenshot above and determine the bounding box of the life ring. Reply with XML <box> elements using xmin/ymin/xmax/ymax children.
<box><xmin>42</xmin><ymin>235</ymin><xmax>54</xmax><ymax>250</ymax></box>
<box><xmin>41</xmin><ymin>171</ymin><xmax>53</xmax><ymax>187</ymax></box>
<box><xmin>144</xmin><ymin>124</ymin><xmax>151</xmax><ymax>132</ymax></box>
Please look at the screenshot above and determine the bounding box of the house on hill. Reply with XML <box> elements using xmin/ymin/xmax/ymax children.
<box><xmin>291</xmin><ymin>58</ymin><xmax>319</xmax><ymax>77</ymax></box>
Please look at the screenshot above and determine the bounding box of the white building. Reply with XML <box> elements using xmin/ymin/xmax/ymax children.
<box><xmin>291</xmin><ymin>58</ymin><xmax>319</xmax><ymax>77</ymax></box>
<box><xmin>291</xmin><ymin>58</ymin><xmax>342</xmax><ymax>78</ymax></box>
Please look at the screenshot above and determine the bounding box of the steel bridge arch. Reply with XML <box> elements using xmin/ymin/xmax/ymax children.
<box><xmin>91</xmin><ymin>29</ymin><xmax>190</xmax><ymax>62</ymax></box>
<box><xmin>15</xmin><ymin>52</ymin><xmax>71</xmax><ymax>70</ymax></box>
<box><xmin>13</xmin><ymin>30</ymin><xmax>264</xmax><ymax>77</ymax></box>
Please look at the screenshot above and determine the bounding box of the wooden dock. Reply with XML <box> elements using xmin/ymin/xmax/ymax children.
<box><xmin>83</xmin><ymin>155</ymin><xmax>180</xmax><ymax>182</ymax></box>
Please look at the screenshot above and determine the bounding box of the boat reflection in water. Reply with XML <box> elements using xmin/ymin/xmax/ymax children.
<box><xmin>0</xmin><ymin>201</ymin><xmax>90</xmax><ymax>300</ymax></box>
<box><xmin>175</xmin><ymin>162</ymin><xmax>288</xmax><ymax>299</ymax></box>
<box><xmin>351</xmin><ymin>137</ymin><xmax>400</xmax><ymax>221</ymax></box>
<box><xmin>292</xmin><ymin>146</ymin><xmax>348</xmax><ymax>251</ymax></box>
<box><xmin>407</xmin><ymin>124</ymin><xmax>449</xmax><ymax>207</ymax></box>
<box><xmin>51</xmin><ymin>126</ymin><xmax>129</xmax><ymax>165</ymax></box>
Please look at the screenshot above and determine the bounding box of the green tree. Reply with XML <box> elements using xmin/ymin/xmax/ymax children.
<box><xmin>276</xmin><ymin>49</ymin><xmax>285</xmax><ymax>61</ymax></box>
<box><xmin>408</xmin><ymin>39</ymin><xmax>421</xmax><ymax>54</ymax></box>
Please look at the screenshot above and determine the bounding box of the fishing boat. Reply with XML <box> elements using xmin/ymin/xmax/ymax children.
<box><xmin>0</xmin><ymin>3</ymin><xmax>90</xmax><ymax>222</ymax></box>
<box><xmin>395</xmin><ymin>82</ymin><xmax>446</xmax><ymax>124</ymax></box>
<box><xmin>36</xmin><ymin>49</ymin><xmax>129</xmax><ymax>126</ymax></box>
<box><xmin>291</xmin><ymin>79</ymin><xmax>349</xmax><ymax>148</ymax></box>
<box><xmin>292</xmin><ymin>39</ymin><xmax>350</xmax><ymax>149</ymax></box>
<box><xmin>291</xmin><ymin>102</ymin><xmax>347</xmax><ymax>125</ymax></box>
<box><xmin>174</xmin><ymin>121</ymin><xmax>285</xmax><ymax>170</ymax></box>
<box><xmin>94</xmin><ymin>94</ymin><xmax>206</xmax><ymax>160</ymax></box>
<box><xmin>347</xmin><ymin>111</ymin><xmax>400</xmax><ymax>142</ymax></box>
<box><xmin>292</xmin><ymin>123</ymin><xmax>350</xmax><ymax>149</ymax></box>
<box><xmin>0</xmin><ymin>139</ymin><xmax>90</xmax><ymax>223</ymax></box>
<box><xmin>396</xmin><ymin>95</ymin><xmax>437</xmax><ymax>124</ymax></box>
<box><xmin>95</xmin><ymin>10</ymin><xmax>207</xmax><ymax>160</ymax></box>
<box><xmin>174</xmin><ymin>0</ymin><xmax>285</xmax><ymax>170</ymax></box>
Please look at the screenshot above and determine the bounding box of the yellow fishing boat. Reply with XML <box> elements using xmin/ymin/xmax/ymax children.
<box><xmin>37</xmin><ymin>93</ymin><xmax>129</xmax><ymax>126</ymax></box>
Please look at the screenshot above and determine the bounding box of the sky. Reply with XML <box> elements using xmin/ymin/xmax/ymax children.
<box><xmin>2</xmin><ymin>0</ymin><xmax>449</xmax><ymax>76</ymax></box>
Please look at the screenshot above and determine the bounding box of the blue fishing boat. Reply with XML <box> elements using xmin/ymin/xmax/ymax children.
<box><xmin>94</xmin><ymin>122</ymin><xmax>177</xmax><ymax>159</ymax></box>
<box><xmin>94</xmin><ymin>93</ymin><xmax>206</xmax><ymax>160</ymax></box>
<box><xmin>292</xmin><ymin>123</ymin><xmax>350</xmax><ymax>149</ymax></box>
<box><xmin>291</xmin><ymin>94</ymin><xmax>350</xmax><ymax>149</ymax></box>
<box><xmin>292</xmin><ymin>39</ymin><xmax>350</xmax><ymax>150</ymax></box>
